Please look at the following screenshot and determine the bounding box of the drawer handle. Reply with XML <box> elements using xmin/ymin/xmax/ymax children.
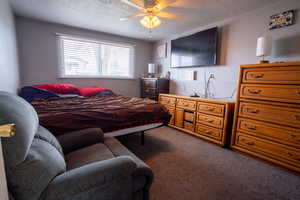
<box><xmin>244</xmin><ymin>123</ymin><xmax>257</xmax><ymax>130</ymax></box>
<box><xmin>246</xmin><ymin>141</ymin><xmax>255</xmax><ymax>146</ymax></box>
<box><xmin>250</xmin><ymin>73</ymin><xmax>265</xmax><ymax>79</ymax></box>
<box><xmin>205</xmin><ymin>118</ymin><xmax>214</xmax><ymax>123</ymax></box>
<box><xmin>290</xmin><ymin>134</ymin><xmax>300</xmax><ymax>142</ymax></box>
<box><xmin>245</xmin><ymin>108</ymin><xmax>260</xmax><ymax>114</ymax></box>
<box><xmin>247</xmin><ymin>89</ymin><xmax>262</xmax><ymax>94</ymax></box>
<box><xmin>204</xmin><ymin>130</ymin><xmax>213</xmax><ymax>135</ymax></box>
<box><xmin>294</xmin><ymin>115</ymin><xmax>300</xmax><ymax>121</ymax></box>
<box><xmin>207</xmin><ymin>107</ymin><xmax>215</xmax><ymax>111</ymax></box>
<box><xmin>287</xmin><ymin>152</ymin><xmax>300</xmax><ymax>161</ymax></box>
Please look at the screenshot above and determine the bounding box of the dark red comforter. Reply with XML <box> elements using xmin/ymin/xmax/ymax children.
<box><xmin>31</xmin><ymin>94</ymin><xmax>171</xmax><ymax>135</ymax></box>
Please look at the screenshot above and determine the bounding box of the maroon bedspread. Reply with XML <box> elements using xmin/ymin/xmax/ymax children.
<box><xmin>31</xmin><ymin>94</ymin><xmax>171</xmax><ymax>135</ymax></box>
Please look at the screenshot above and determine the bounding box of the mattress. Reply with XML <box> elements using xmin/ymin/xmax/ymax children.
<box><xmin>30</xmin><ymin>94</ymin><xmax>171</xmax><ymax>136</ymax></box>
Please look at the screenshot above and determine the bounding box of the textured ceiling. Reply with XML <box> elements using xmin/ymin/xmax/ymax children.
<box><xmin>10</xmin><ymin>0</ymin><xmax>281</xmax><ymax>41</ymax></box>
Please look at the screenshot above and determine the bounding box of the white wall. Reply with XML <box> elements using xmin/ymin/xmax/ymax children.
<box><xmin>0</xmin><ymin>139</ymin><xmax>8</xmax><ymax>200</ymax></box>
<box><xmin>0</xmin><ymin>0</ymin><xmax>20</xmax><ymax>93</ymax></box>
<box><xmin>16</xmin><ymin>17</ymin><xmax>154</xmax><ymax>97</ymax></box>
<box><xmin>0</xmin><ymin>0</ymin><xmax>19</xmax><ymax>199</ymax></box>
<box><xmin>153</xmin><ymin>0</ymin><xmax>300</xmax><ymax>100</ymax></box>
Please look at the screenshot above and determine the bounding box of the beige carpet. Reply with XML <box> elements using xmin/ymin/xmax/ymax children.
<box><xmin>118</xmin><ymin>126</ymin><xmax>300</xmax><ymax>200</ymax></box>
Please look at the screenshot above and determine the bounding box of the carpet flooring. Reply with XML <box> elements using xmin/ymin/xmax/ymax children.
<box><xmin>118</xmin><ymin>126</ymin><xmax>300</xmax><ymax>200</ymax></box>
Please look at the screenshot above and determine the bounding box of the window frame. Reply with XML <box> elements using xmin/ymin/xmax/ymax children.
<box><xmin>57</xmin><ymin>34</ymin><xmax>136</xmax><ymax>79</ymax></box>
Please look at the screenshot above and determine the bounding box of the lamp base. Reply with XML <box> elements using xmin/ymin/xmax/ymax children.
<box><xmin>259</xmin><ymin>60</ymin><xmax>269</xmax><ymax>64</ymax></box>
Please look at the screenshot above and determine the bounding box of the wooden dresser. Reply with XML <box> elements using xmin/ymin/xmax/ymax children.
<box><xmin>231</xmin><ymin>62</ymin><xmax>300</xmax><ymax>173</ymax></box>
<box><xmin>141</xmin><ymin>78</ymin><xmax>169</xmax><ymax>101</ymax></box>
<box><xmin>159</xmin><ymin>94</ymin><xmax>235</xmax><ymax>146</ymax></box>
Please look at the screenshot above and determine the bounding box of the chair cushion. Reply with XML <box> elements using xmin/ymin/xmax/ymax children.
<box><xmin>65</xmin><ymin>143</ymin><xmax>114</xmax><ymax>170</ymax></box>
<box><xmin>7</xmin><ymin>136</ymin><xmax>66</xmax><ymax>200</ymax></box>
<box><xmin>66</xmin><ymin>136</ymin><xmax>150</xmax><ymax>193</ymax></box>
<box><xmin>35</xmin><ymin>126</ymin><xmax>64</xmax><ymax>156</ymax></box>
<box><xmin>0</xmin><ymin>91</ymin><xmax>39</xmax><ymax>167</ymax></box>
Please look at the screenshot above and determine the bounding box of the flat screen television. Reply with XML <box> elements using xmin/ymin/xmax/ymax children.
<box><xmin>171</xmin><ymin>27</ymin><xmax>218</xmax><ymax>68</ymax></box>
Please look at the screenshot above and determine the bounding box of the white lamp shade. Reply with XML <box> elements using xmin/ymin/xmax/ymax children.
<box><xmin>148</xmin><ymin>63</ymin><xmax>157</xmax><ymax>74</ymax></box>
<box><xmin>256</xmin><ymin>36</ymin><xmax>272</xmax><ymax>57</ymax></box>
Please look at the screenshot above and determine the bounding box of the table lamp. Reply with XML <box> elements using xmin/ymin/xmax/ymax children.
<box><xmin>148</xmin><ymin>63</ymin><xmax>157</xmax><ymax>77</ymax></box>
<box><xmin>256</xmin><ymin>36</ymin><xmax>272</xmax><ymax>63</ymax></box>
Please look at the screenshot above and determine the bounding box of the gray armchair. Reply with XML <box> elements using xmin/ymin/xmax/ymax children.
<box><xmin>0</xmin><ymin>91</ymin><xmax>153</xmax><ymax>200</ymax></box>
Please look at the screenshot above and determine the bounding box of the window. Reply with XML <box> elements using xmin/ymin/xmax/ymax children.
<box><xmin>57</xmin><ymin>35</ymin><xmax>135</xmax><ymax>79</ymax></box>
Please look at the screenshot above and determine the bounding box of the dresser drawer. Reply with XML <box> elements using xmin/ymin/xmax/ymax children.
<box><xmin>143</xmin><ymin>88</ymin><xmax>156</xmax><ymax>95</ymax></box>
<box><xmin>197</xmin><ymin>102</ymin><xmax>225</xmax><ymax>116</ymax></box>
<box><xmin>164</xmin><ymin>105</ymin><xmax>175</xmax><ymax>112</ymax></box>
<box><xmin>143</xmin><ymin>94</ymin><xmax>156</xmax><ymax>100</ymax></box>
<box><xmin>176</xmin><ymin>99</ymin><xmax>196</xmax><ymax>111</ymax></box>
<box><xmin>184</xmin><ymin>121</ymin><xmax>194</xmax><ymax>132</ymax></box>
<box><xmin>196</xmin><ymin>124</ymin><xmax>222</xmax><ymax>140</ymax></box>
<box><xmin>159</xmin><ymin>96</ymin><xmax>176</xmax><ymax>106</ymax></box>
<box><xmin>142</xmin><ymin>79</ymin><xmax>157</xmax><ymax>88</ymax></box>
<box><xmin>242</xmin><ymin>66</ymin><xmax>300</xmax><ymax>84</ymax></box>
<box><xmin>184</xmin><ymin>112</ymin><xmax>195</xmax><ymax>122</ymax></box>
<box><xmin>239</xmin><ymin>102</ymin><xmax>300</xmax><ymax>129</ymax></box>
<box><xmin>237</xmin><ymin>118</ymin><xmax>300</xmax><ymax>148</ymax></box>
<box><xmin>236</xmin><ymin>133</ymin><xmax>300</xmax><ymax>166</ymax></box>
<box><xmin>197</xmin><ymin>113</ymin><xmax>224</xmax><ymax>128</ymax></box>
<box><xmin>240</xmin><ymin>84</ymin><xmax>300</xmax><ymax>104</ymax></box>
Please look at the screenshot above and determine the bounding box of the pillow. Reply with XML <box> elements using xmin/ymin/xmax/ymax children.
<box><xmin>57</xmin><ymin>94</ymin><xmax>79</xmax><ymax>98</ymax></box>
<box><xmin>19</xmin><ymin>86</ymin><xmax>60</xmax><ymax>102</ymax></box>
<box><xmin>77</xmin><ymin>87</ymin><xmax>113</xmax><ymax>97</ymax></box>
<box><xmin>33</xmin><ymin>84</ymin><xmax>79</xmax><ymax>94</ymax></box>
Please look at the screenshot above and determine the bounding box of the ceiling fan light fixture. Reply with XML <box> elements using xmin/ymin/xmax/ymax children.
<box><xmin>140</xmin><ymin>15</ymin><xmax>161</xmax><ymax>29</ymax></box>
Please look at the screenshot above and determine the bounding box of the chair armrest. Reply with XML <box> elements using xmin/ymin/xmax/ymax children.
<box><xmin>41</xmin><ymin>156</ymin><xmax>137</xmax><ymax>200</ymax></box>
<box><xmin>56</xmin><ymin>128</ymin><xmax>104</xmax><ymax>154</ymax></box>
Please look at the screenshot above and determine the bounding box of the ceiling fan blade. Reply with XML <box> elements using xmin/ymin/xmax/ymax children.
<box><xmin>156</xmin><ymin>11</ymin><xmax>182</xmax><ymax>19</ymax></box>
<box><xmin>120</xmin><ymin>13</ymin><xmax>147</xmax><ymax>21</ymax></box>
<box><xmin>154</xmin><ymin>0</ymin><xmax>177</xmax><ymax>11</ymax></box>
<box><xmin>121</xmin><ymin>0</ymin><xmax>145</xmax><ymax>10</ymax></box>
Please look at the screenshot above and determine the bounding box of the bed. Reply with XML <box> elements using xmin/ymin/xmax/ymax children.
<box><xmin>20</xmin><ymin>85</ymin><xmax>171</xmax><ymax>139</ymax></box>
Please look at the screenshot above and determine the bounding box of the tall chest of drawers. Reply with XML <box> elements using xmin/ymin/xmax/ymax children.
<box><xmin>231</xmin><ymin>62</ymin><xmax>300</xmax><ymax>173</ymax></box>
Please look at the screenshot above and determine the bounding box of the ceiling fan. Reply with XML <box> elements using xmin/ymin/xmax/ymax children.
<box><xmin>120</xmin><ymin>0</ymin><xmax>182</xmax><ymax>30</ymax></box>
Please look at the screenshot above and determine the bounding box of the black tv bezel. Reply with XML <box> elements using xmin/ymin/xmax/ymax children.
<box><xmin>170</xmin><ymin>27</ymin><xmax>219</xmax><ymax>68</ymax></box>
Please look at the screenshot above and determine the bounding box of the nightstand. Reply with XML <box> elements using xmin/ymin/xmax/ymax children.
<box><xmin>141</xmin><ymin>78</ymin><xmax>169</xmax><ymax>101</ymax></box>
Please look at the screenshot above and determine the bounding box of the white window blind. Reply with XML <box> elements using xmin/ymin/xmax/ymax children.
<box><xmin>58</xmin><ymin>35</ymin><xmax>135</xmax><ymax>78</ymax></box>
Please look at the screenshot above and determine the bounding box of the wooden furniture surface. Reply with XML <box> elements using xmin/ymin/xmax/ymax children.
<box><xmin>141</xmin><ymin>78</ymin><xmax>169</xmax><ymax>101</ymax></box>
<box><xmin>231</xmin><ymin>62</ymin><xmax>300</xmax><ymax>173</ymax></box>
<box><xmin>159</xmin><ymin>94</ymin><xmax>235</xmax><ymax>147</ymax></box>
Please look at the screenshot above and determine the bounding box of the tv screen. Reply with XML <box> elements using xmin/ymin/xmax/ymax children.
<box><xmin>171</xmin><ymin>27</ymin><xmax>218</xmax><ymax>68</ymax></box>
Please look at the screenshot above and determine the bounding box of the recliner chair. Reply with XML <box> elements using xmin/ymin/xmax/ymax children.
<box><xmin>0</xmin><ymin>91</ymin><xmax>153</xmax><ymax>200</ymax></box>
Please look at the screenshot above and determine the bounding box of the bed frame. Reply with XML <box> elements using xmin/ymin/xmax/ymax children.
<box><xmin>105</xmin><ymin>122</ymin><xmax>164</xmax><ymax>145</ymax></box>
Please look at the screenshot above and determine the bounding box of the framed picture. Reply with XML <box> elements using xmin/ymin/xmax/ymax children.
<box><xmin>156</xmin><ymin>43</ymin><xmax>167</xmax><ymax>59</ymax></box>
<box><xmin>269</xmin><ymin>10</ymin><xmax>295</xmax><ymax>30</ymax></box>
